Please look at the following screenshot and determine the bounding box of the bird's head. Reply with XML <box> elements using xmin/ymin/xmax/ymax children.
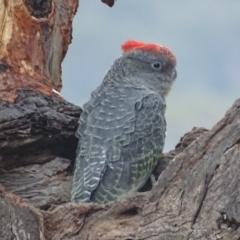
<box><xmin>117</xmin><ymin>40</ymin><xmax>177</xmax><ymax>97</ymax></box>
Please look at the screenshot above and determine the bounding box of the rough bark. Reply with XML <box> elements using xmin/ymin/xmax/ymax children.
<box><xmin>41</xmin><ymin>98</ymin><xmax>240</xmax><ymax>240</ymax></box>
<box><xmin>0</xmin><ymin>0</ymin><xmax>78</xmax><ymax>102</ymax></box>
<box><xmin>2</xmin><ymin>97</ymin><xmax>240</xmax><ymax>239</ymax></box>
<box><xmin>0</xmin><ymin>157</ymin><xmax>72</xmax><ymax>209</ymax></box>
<box><xmin>0</xmin><ymin>90</ymin><xmax>81</xmax><ymax>169</ymax></box>
<box><xmin>0</xmin><ymin>0</ymin><xmax>79</xmax><ymax>237</ymax></box>
<box><xmin>0</xmin><ymin>184</ymin><xmax>44</xmax><ymax>240</ymax></box>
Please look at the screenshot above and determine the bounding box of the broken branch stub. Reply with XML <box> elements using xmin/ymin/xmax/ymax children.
<box><xmin>0</xmin><ymin>0</ymin><xmax>78</xmax><ymax>102</ymax></box>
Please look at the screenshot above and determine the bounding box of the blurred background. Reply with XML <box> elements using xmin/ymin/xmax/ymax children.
<box><xmin>62</xmin><ymin>0</ymin><xmax>240</xmax><ymax>152</ymax></box>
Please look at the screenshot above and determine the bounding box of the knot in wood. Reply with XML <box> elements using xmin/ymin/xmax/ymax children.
<box><xmin>24</xmin><ymin>0</ymin><xmax>52</xmax><ymax>18</ymax></box>
<box><xmin>0</xmin><ymin>58</ymin><xmax>9</xmax><ymax>73</ymax></box>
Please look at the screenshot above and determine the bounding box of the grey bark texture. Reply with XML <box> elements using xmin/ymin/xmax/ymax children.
<box><xmin>0</xmin><ymin>90</ymin><xmax>81</xmax><ymax>210</ymax></box>
<box><xmin>1</xmin><ymin>98</ymin><xmax>240</xmax><ymax>240</ymax></box>
<box><xmin>0</xmin><ymin>184</ymin><xmax>44</xmax><ymax>240</ymax></box>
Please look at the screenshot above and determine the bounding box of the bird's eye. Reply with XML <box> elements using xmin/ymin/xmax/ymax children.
<box><xmin>151</xmin><ymin>62</ymin><xmax>162</xmax><ymax>70</ymax></box>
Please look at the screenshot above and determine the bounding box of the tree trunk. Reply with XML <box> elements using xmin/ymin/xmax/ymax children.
<box><xmin>0</xmin><ymin>1</ymin><xmax>240</xmax><ymax>240</ymax></box>
<box><xmin>0</xmin><ymin>0</ymin><xmax>79</xmax><ymax>238</ymax></box>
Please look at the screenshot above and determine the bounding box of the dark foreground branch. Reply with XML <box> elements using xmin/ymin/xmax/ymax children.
<box><xmin>0</xmin><ymin>90</ymin><xmax>81</xmax><ymax>169</ymax></box>
<box><xmin>1</xmin><ymin>96</ymin><xmax>240</xmax><ymax>240</ymax></box>
<box><xmin>0</xmin><ymin>90</ymin><xmax>81</xmax><ymax>209</ymax></box>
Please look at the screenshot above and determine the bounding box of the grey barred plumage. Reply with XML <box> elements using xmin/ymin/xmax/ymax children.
<box><xmin>71</xmin><ymin>40</ymin><xmax>177</xmax><ymax>203</ymax></box>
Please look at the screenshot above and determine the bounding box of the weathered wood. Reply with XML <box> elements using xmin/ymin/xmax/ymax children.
<box><xmin>0</xmin><ymin>90</ymin><xmax>81</xmax><ymax>169</ymax></box>
<box><xmin>0</xmin><ymin>112</ymin><xmax>209</xmax><ymax>239</ymax></box>
<box><xmin>44</xmin><ymin>194</ymin><xmax>148</xmax><ymax>240</ymax></box>
<box><xmin>0</xmin><ymin>120</ymin><xmax>203</xmax><ymax>213</ymax></box>
<box><xmin>0</xmin><ymin>157</ymin><xmax>72</xmax><ymax>209</ymax></box>
<box><xmin>41</xmin><ymin>99</ymin><xmax>240</xmax><ymax>240</ymax></box>
<box><xmin>1</xmin><ymin>98</ymin><xmax>239</xmax><ymax>239</ymax></box>
<box><xmin>0</xmin><ymin>89</ymin><xmax>80</xmax><ymax>211</ymax></box>
<box><xmin>0</xmin><ymin>0</ymin><xmax>78</xmax><ymax>102</ymax></box>
<box><xmin>153</xmin><ymin>127</ymin><xmax>208</xmax><ymax>179</ymax></box>
<box><xmin>0</xmin><ymin>0</ymin><xmax>82</xmax><ymax>238</ymax></box>
<box><xmin>0</xmin><ymin>184</ymin><xmax>44</xmax><ymax>240</ymax></box>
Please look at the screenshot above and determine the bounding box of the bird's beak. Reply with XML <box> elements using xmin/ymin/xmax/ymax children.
<box><xmin>171</xmin><ymin>68</ymin><xmax>177</xmax><ymax>81</ymax></box>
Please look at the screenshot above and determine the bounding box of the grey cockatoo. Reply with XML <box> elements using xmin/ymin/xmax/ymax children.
<box><xmin>71</xmin><ymin>40</ymin><xmax>177</xmax><ymax>203</ymax></box>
